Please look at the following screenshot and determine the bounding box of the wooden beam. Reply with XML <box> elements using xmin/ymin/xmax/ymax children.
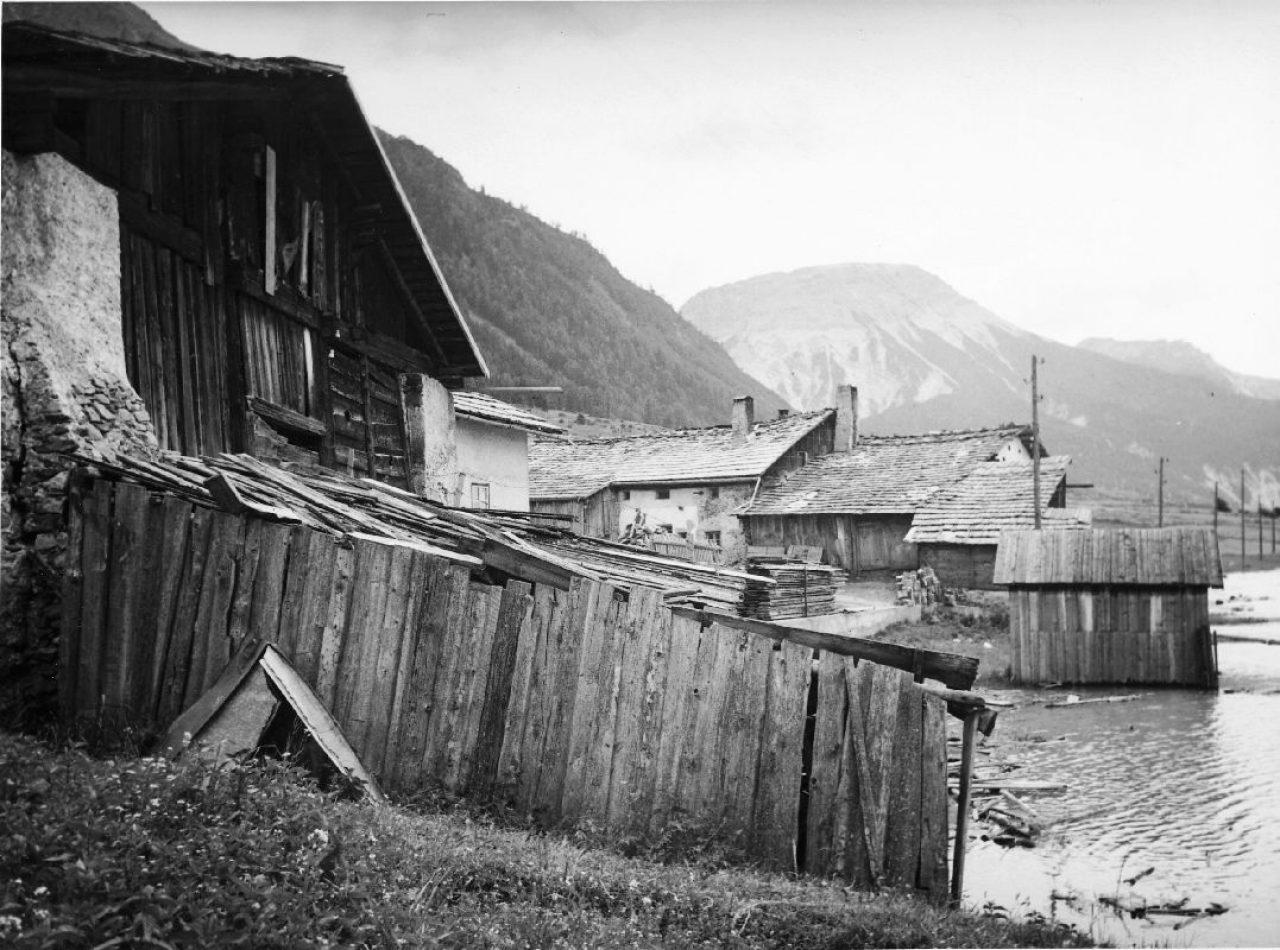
<box><xmin>667</xmin><ymin>606</ymin><xmax>980</xmax><ymax>690</ymax></box>
<box><xmin>4</xmin><ymin>70</ymin><xmax>294</xmax><ymax>102</ymax></box>
<box><xmin>158</xmin><ymin>637</ymin><xmax>268</xmax><ymax>757</ymax></box>
<box><xmin>118</xmin><ymin>190</ymin><xmax>204</xmax><ymax>266</ymax></box>
<box><xmin>247</xmin><ymin>395</ymin><xmax>326</xmax><ymax>438</ymax></box>
<box><xmin>373</xmin><ymin>237</ymin><xmax>451</xmax><ymax>370</ymax></box>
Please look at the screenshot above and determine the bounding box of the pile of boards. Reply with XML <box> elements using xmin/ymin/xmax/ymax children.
<box><xmin>741</xmin><ymin>558</ymin><xmax>841</xmax><ymax>620</ymax></box>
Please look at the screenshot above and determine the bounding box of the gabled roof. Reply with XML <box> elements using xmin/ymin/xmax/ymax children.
<box><xmin>529</xmin><ymin>409</ymin><xmax>835</xmax><ymax>501</ymax></box>
<box><xmin>452</xmin><ymin>392</ymin><xmax>564</xmax><ymax>435</ymax></box>
<box><xmin>904</xmin><ymin>458</ymin><xmax>1089</xmax><ymax>545</ymax></box>
<box><xmin>746</xmin><ymin>425</ymin><xmax>1035</xmax><ymax>516</ymax></box>
<box><xmin>993</xmin><ymin>527</ymin><xmax>1224</xmax><ymax>588</ymax></box>
<box><xmin>2</xmin><ymin>22</ymin><xmax>487</xmax><ymax>377</ymax></box>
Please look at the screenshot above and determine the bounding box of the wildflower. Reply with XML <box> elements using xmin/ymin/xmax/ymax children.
<box><xmin>0</xmin><ymin>916</ymin><xmax>22</xmax><ymax>937</ymax></box>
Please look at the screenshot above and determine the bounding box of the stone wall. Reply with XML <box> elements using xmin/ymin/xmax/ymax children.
<box><xmin>2</xmin><ymin>150</ymin><xmax>157</xmax><ymax>725</ymax></box>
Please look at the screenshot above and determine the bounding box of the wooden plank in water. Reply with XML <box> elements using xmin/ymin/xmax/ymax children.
<box><xmin>750</xmin><ymin>638</ymin><xmax>810</xmax><ymax>872</ymax></box>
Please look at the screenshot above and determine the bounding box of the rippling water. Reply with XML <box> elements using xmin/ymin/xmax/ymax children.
<box><xmin>963</xmin><ymin>570</ymin><xmax>1280</xmax><ymax>947</ymax></box>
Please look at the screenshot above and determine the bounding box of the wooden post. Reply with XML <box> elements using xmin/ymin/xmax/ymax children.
<box><xmin>1157</xmin><ymin>457</ymin><xmax>1165</xmax><ymax>528</ymax></box>
<box><xmin>1031</xmin><ymin>356</ymin><xmax>1041</xmax><ymax>530</ymax></box>
<box><xmin>1260</xmin><ymin>504</ymin><xmax>1265</xmax><ymax>558</ymax></box>
<box><xmin>949</xmin><ymin>710</ymin><xmax>979</xmax><ymax>907</ymax></box>
<box><xmin>1213</xmin><ymin>483</ymin><xmax>1219</xmax><ymax>536</ymax></box>
<box><xmin>264</xmin><ymin>145</ymin><xmax>277</xmax><ymax>295</ymax></box>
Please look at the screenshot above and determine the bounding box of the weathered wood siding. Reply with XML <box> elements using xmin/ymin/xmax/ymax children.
<box><xmin>1008</xmin><ymin>585</ymin><xmax>1215</xmax><ymax>687</ymax></box>
<box><xmin>62</xmin><ymin>479</ymin><xmax>950</xmax><ymax>898</ymax></box>
<box><xmin>918</xmin><ymin>543</ymin><xmax>999</xmax><ymax>590</ymax></box>
<box><xmin>29</xmin><ymin>94</ymin><xmax>440</xmax><ymax>486</ymax></box>
<box><xmin>746</xmin><ymin>513</ymin><xmax>916</xmax><ymax>575</ymax></box>
<box><xmin>531</xmin><ymin>490</ymin><xmax>617</xmax><ymax>539</ymax></box>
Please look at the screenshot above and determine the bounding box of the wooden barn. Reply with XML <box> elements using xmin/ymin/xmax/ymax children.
<box><xmin>743</xmin><ymin>425</ymin><xmax>1051</xmax><ymax>578</ymax></box>
<box><xmin>3</xmin><ymin>22</ymin><xmax>487</xmax><ymax>485</ymax></box>
<box><xmin>903</xmin><ymin>458</ymin><xmax>1089</xmax><ymax>589</ymax></box>
<box><xmin>994</xmin><ymin>527</ymin><xmax>1223</xmax><ymax>688</ymax></box>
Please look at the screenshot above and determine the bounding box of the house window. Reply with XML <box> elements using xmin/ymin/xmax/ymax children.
<box><xmin>621</xmin><ymin>490</ymin><xmax>631</xmax><ymax>500</ymax></box>
<box><xmin>656</xmin><ymin>488</ymin><xmax>671</xmax><ymax>500</ymax></box>
<box><xmin>704</xmin><ymin>530</ymin><xmax>722</xmax><ymax>546</ymax></box>
<box><xmin>709</xmin><ymin>487</ymin><xmax>720</xmax><ymax>499</ymax></box>
<box><xmin>471</xmin><ymin>483</ymin><xmax>491</xmax><ymax>509</ymax></box>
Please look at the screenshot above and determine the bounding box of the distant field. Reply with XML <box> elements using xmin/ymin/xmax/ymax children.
<box><xmin>1078</xmin><ymin>488</ymin><xmax>1280</xmax><ymax>571</ymax></box>
<box><xmin>537</xmin><ymin>408</ymin><xmax>670</xmax><ymax>440</ymax></box>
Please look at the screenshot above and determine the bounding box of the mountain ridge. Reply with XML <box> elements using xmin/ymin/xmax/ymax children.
<box><xmin>1078</xmin><ymin>337</ymin><xmax>1280</xmax><ymax>401</ymax></box>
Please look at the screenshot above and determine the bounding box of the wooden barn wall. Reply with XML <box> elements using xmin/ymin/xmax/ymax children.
<box><xmin>47</xmin><ymin>95</ymin><xmax>430</xmax><ymax>486</ymax></box>
<box><xmin>919</xmin><ymin>544</ymin><xmax>999</xmax><ymax>590</ymax></box>
<box><xmin>768</xmin><ymin>418</ymin><xmax>837</xmax><ymax>480</ymax></box>
<box><xmin>745</xmin><ymin>514</ymin><xmax>856</xmax><ymax>572</ymax></box>
<box><xmin>1008</xmin><ymin>585</ymin><xmax>1214</xmax><ymax>687</ymax></box>
<box><xmin>854</xmin><ymin>515</ymin><xmax>917</xmax><ymax>574</ymax></box>
<box><xmin>63</xmin><ymin>479</ymin><xmax>950</xmax><ymax>899</ymax></box>
<box><xmin>531</xmin><ymin>492</ymin><xmax>616</xmax><ymax>540</ymax></box>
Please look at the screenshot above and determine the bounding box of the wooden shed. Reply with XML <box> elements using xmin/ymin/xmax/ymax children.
<box><xmin>993</xmin><ymin>527</ymin><xmax>1223</xmax><ymax>687</ymax></box>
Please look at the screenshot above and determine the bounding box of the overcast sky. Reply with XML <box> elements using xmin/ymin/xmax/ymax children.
<box><xmin>141</xmin><ymin>1</ymin><xmax>1280</xmax><ymax>379</ymax></box>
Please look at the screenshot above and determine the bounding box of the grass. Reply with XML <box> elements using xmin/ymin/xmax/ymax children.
<box><xmin>873</xmin><ymin>604</ymin><xmax>1016</xmax><ymax>688</ymax></box>
<box><xmin>0</xmin><ymin>731</ymin><xmax>1096</xmax><ymax>949</ymax></box>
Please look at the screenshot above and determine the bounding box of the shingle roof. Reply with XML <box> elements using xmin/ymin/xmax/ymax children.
<box><xmin>452</xmin><ymin>392</ymin><xmax>564</xmax><ymax>435</ymax></box>
<box><xmin>2</xmin><ymin>22</ymin><xmax>488</xmax><ymax>378</ymax></box>
<box><xmin>745</xmin><ymin>425</ymin><xmax>1035</xmax><ymax>516</ymax></box>
<box><xmin>529</xmin><ymin>410</ymin><xmax>834</xmax><ymax>501</ymax></box>
<box><xmin>992</xmin><ymin>527</ymin><xmax>1224</xmax><ymax>588</ymax></box>
<box><xmin>903</xmin><ymin>458</ymin><xmax>1088</xmax><ymax>544</ymax></box>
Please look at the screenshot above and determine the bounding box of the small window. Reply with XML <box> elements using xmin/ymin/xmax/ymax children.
<box><xmin>471</xmin><ymin>483</ymin><xmax>491</xmax><ymax>509</ymax></box>
<box><xmin>659</xmin><ymin>523</ymin><xmax>673</xmax><ymax>534</ymax></box>
<box><xmin>704</xmin><ymin>530</ymin><xmax>722</xmax><ymax>546</ymax></box>
<box><xmin>709</xmin><ymin>487</ymin><xmax>720</xmax><ymax>499</ymax></box>
<box><xmin>621</xmin><ymin>490</ymin><xmax>631</xmax><ymax>501</ymax></box>
<box><xmin>656</xmin><ymin>488</ymin><xmax>671</xmax><ymax>500</ymax></box>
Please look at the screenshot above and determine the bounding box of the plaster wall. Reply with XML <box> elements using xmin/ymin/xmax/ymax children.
<box><xmin>618</xmin><ymin>481</ymin><xmax>754</xmax><ymax>562</ymax></box>
<box><xmin>455</xmin><ymin>416</ymin><xmax>530</xmax><ymax>511</ymax></box>
<box><xmin>2</xmin><ymin>150</ymin><xmax>157</xmax><ymax>723</ymax></box>
<box><xmin>401</xmin><ymin>373</ymin><xmax>458</xmax><ymax>503</ymax></box>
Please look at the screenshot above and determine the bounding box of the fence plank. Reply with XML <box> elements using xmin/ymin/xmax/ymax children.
<box><xmin>315</xmin><ymin>540</ymin><xmax>355</xmax><ymax>709</ymax></box>
<box><xmin>145</xmin><ymin>496</ymin><xmax>193</xmax><ymax>722</ymax></box>
<box><xmin>614</xmin><ymin>589</ymin><xmax>673</xmax><ymax>836</ymax></box>
<box><xmin>74</xmin><ymin>480</ymin><xmax>115</xmax><ymax>718</ymax></box>
<box><xmin>418</xmin><ymin>565</ymin><xmax>472</xmax><ymax>785</ymax></box>
<box><xmin>496</xmin><ymin>582</ymin><xmax>552</xmax><ymax>799</ymax></box>
<box><xmin>332</xmin><ymin>540</ymin><xmax>394</xmax><ymax>765</ymax></box>
<box><xmin>59</xmin><ymin>479</ymin><xmax>88</xmax><ymax>720</ymax></box>
<box><xmin>360</xmin><ymin>546</ymin><xmax>418</xmax><ymax>781</ymax></box>
<box><xmin>389</xmin><ymin>557</ymin><xmax>452</xmax><ymax>791</ymax></box>
<box><xmin>806</xmin><ymin>654</ymin><xmax>855</xmax><ymax>879</ymax></box>
<box><xmin>562</xmin><ymin>584</ymin><xmax>626</xmax><ymax>821</ymax></box>
<box><xmin>530</xmin><ymin>580</ymin><xmax>589</xmax><ymax>819</ymax></box>
<box><xmin>471</xmin><ymin>580</ymin><xmax>534</xmax><ymax>796</ymax></box>
<box><xmin>644</xmin><ymin>613</ymin><xmax>702</xmax><ymax>835</ymax></box>
<box><xmin>604</xmin><ymin>586</ymin><xmax>665</xmax><ymax>831</ymax></box>
<box><xmin>751</xmin><ymin>639</ymin><xmax>810</xmax><ymax>871</ymax></box>
<box><xmin>884</xmin><ymin>673</ymin><xmax>923</xmax><ymax>888</ymax></box>
<box><xmin>918</xmin><ymin>691</ymin><xmax>949</xmax><ymax>899</ymax></box>
<box><xmin>381</xmin><ymin>551</ymin><xmax>433</xmax><ymax>787</ymax></box>
<box><xmin>158</xmin><ymin>506</ymin><xmax>214</xmax><ymax>725</ymax></box>
<box><xmin>102</xmin><ymin>483</ymin><xmax>150</xmax><ymax>714</ymax></box>
<box><xmin>717</xmin><ymin>630</ymin><xmax>772</xmax><ymax>844</ymax></box>
<box><xmin>445</xmin><ymin>583</ymin><xmax>503</xmax><ymax>790</ymax></box>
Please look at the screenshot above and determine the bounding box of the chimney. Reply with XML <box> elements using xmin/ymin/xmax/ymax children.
<box><xmin>833</xmin><ymin>384</ymin><xmax>859</xmax><ymax>451</ymax></box>
<box><xmin>731</xmin><ymin>395</ymin><xmax>755</xmax><ymax>440</ymax></box>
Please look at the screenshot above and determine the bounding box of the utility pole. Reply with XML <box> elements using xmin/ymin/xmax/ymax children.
<box><xmin>1157</xmin><ymin>457</ymin><xmax>1166</xmax><ymax>528</ymax></box>
<box><xmin>1241</xmin><ymin>468</ymin><xmax>1247</xmax><ymax>565</ymax></box>
<box><xmin>1260</xmin><ymin>503</ymin><xmax>1265</xmax><ymax>558</ymax></box>
<box><xmin>1213</xmin><ymin>483</ymin><xmax>1219</xmax><ymax>536</ymax></box>
<box><xmin>1031</xmin><ymin>355</ymin><xmax>1042</xmax><ymax>529</ymax></box>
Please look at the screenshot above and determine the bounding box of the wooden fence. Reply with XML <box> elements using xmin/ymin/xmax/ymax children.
<box><xmin>61</xmin><ymin>478</ymin><xmax>950</xmax><ymax>896</ymax></box>
<box><xmin>1008</xmin><ymin>586</ymin><xmax>1216</xmax><ymax>687</ymax></box>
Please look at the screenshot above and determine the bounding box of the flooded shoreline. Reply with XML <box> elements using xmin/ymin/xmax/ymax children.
<box><xmin>961</xmin><ymin>569</ymin><xmax>1280</xmax><ymax>948</ymax></box>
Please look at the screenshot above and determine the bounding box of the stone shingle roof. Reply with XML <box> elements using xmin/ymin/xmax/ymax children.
<box><xmin>903</xmin><ymin>458</ymin><xmax>1088</xmax><ymax>544</ymax></box>
<box><xmin>993</xmin><ymin>527</ymin><xmax>1224</xmax><ymax>587</ymax></box>
<box><xmin>451</xmin><ymin>392</ymin><xmax>564</xmax><ymax>435</ymax></box>
<box><xmin>528</xmin><ymin>410</ymin><xmax>834</xmax><ymax>501</ymax></box>
<box><xmin>745</xmin><ymin>425</ymin><xmax>1035</xmax><ymax>516</ymax></box>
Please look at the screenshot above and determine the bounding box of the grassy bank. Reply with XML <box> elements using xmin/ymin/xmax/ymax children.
<box><xmin>873</xmin><ymin>604</ymin><xmax>1016</xmax><ymax>688</ymax></box>
<box><xmin>0</xmin><ymin>732</ymin><xmax>1094</xmax><ymax>949</ymax></box>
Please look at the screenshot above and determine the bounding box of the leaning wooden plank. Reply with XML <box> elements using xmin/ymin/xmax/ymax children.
<box><xmin>470</xmin><ymin>580</ymin><xmax>535</xmax><ymax>796</ymax></box>
<box><xmin>159</xmin><ymin>636</ymin><xmax>268</xmax><ymax>756</ymax></box>
<box><xmin>258</xmin><ymin>645</ymin><xmax>386</xmax><ymax>803</ymax></box>
<box><xmin>203</xmin><ymin>471</ymin><xmax>302</xmax><ymax>523</ymax></box>
<box><xmin>669</xmin><ymin>606</ymin><xmax>979</xmax><ymax>691</ymax></box>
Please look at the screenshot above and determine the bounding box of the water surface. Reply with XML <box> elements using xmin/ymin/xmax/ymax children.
<box><xmin>963</xmin><ymin>569</ymin><xmax>1280</xmax><ymax>947</ymax></box>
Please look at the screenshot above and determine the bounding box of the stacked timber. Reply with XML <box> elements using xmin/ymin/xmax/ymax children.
<box><xmin>742</xmin><ymin>558</ymin><xmax>840</xmax><ymax>619</ymax></box>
